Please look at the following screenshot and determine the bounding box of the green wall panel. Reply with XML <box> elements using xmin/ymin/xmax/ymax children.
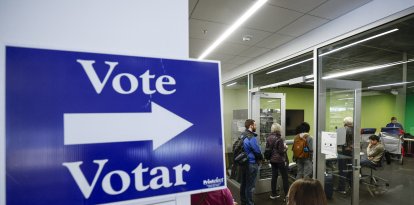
<box><xmin>405</xmin><ymin>94</ymin><xmax>414</xmax><ymax>134</ymax></box>
<box><xmin>361</xmin><ymin>94</ymin><xmax>396</xmax><ymax>132</ymax></box>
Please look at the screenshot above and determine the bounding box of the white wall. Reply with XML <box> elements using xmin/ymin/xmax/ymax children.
<box><xmin>0</xmin><ymin>0</ymin><xmax>188</xmax><ymax>58</ymax></box>
<box><xmin>222</xmin><ymin>0</ymin><xmax>414</xmax><ymax>82</ymax></box>
<box><xmin>0</xmin><ymin>0</ymin><xmax>188</xmax><ymax>205</ymax></box>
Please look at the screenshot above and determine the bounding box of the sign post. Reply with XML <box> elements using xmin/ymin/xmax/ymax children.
<box><xmin>5</xmin><ymin>46</ymin><xmax>225</xmax><ymax>204</ymax></box>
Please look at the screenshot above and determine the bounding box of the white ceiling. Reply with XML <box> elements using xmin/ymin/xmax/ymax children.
<box><xmin>189</xmin><ymin>0</ymin><xmax>372</xmax><ymax>71</ymax></box>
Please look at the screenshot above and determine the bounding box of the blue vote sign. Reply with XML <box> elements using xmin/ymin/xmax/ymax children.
<box><xmin>6</xmin><ymin>46</ymin><xmax>225</xmax><ymax>204</ymax></box>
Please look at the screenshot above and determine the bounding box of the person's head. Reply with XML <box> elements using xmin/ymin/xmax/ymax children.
<box><xmin>287</xmin><ymin>178</ymin><xmax>327</xmax><ymax>205</ymax></box>
<box><xmin>295</xmin><ymin>122</ymin><xmax>310</xmax><ymax>134</ymax></box>
<box><xmin>245</xmin><ymin>119</ymin><xmax>256</xmax><ymax>132</ymax></box>
<box><xmin>369</xmin><ymin>135</ymin><xmax>380</xmax><ymax>145</ymax></box>
<box><xmin>391</xmin><ymin>117</ymin><xmax>398</xmax><ymax>123</ymax></box>
<box><xmin>271</xmin><ymin>123</ymin><xmax>282</xmax><ymax>135</ymax></box>
<box><xmin>343</xmin><ymin>117</ymin><xmax>353</xmax><ymax>127</ymax></box>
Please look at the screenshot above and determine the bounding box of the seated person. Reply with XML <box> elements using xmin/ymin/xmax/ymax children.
<box><xmin>386</xmin><ymin>117</ymin><xmax>404</xmax><ymax>130</ymax></box>
<box><xmin>360</xmin><ymin>135</ymin><xmax>384</xmax><ymax>167</ymax></box>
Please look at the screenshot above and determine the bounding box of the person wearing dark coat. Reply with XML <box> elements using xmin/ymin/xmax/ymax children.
<box><xmin>266</xmin><ymin>123</ymin><xmax>289</xmax><ymax>200</ymax></box>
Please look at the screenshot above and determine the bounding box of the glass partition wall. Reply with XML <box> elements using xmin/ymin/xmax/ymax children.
<box><xmin>317</xmin><ymin>14</ymin><xmax>414</xmax><ymax>205</ymax></box>
<box><xmin>223</xmin><ymin>76</ymin><xmax>248</xmax><ymax>183</ymax></box>
<box><xmin>249</xmin><ymin>52</ymin><xmax>314</xmax><ymax>195</ymax></box>
<box><xmin>251</xmin><ymin>52</ymin><xmax>314</xmax><ymax>159</ymax></box>
<box><xmin>224</xmin><ymin>13</ymin><xmax>414</xmax><ymax>205</ymax></box>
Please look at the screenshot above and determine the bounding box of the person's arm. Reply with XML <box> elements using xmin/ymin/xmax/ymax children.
<box><xmin>307</xmin><ymin>135</ymin><xmax>313</xmax><ymax>152</ymax></box>
<box><xmin>276</xmin><ymin>139</ymin><xmax>285</xmax><ymax>154</ymax></box>
<box><xmin>250</xmin><ymin>137</ymin><xmax>261</xmax><ymax>154</ymax></box>
<box><xmin>265</xmin><ymin>136</ymin><xmax>272</xmax><ymax>149</ymax></box>
<box><xmin>368</xmin><ymin>145</ymin><xmax>383</xmax><ymax>158</ymax></box>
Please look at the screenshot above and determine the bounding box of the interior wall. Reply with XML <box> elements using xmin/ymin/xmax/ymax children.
<box><xmin>263</xmin><ymin>87</ymin><xmax>314</xmax><ymax>136</ymax></box>
<box><xmin>405</xmin><ymin>94</ymin><xmax>414</xmax><ymax>134</ymax></box>
<box><xmin>361</xmin><ymin>94</ymin><xmax>397</xmax><ymax>132</ymax></box>
<box><xmin>255</xmin><ymin>87</ymin><xmax>400</xmax><ymax>137</ymax></box>
<box><xmin>223</xmin><ymin>87</ymin><xmax>248</xmax><ymax>153</ymax></box>
<box><xmin>0</xmin><ymin>0</ymin><xmax>189</xmax><ymax>59</ymax></box>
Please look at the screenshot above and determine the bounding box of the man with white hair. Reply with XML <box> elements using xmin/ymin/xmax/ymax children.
<box><xmin>343</xmin><ymin>116</ymin><xmax>354</xmax><ymax>153</ymax></box>
<box><xmin>337</xmin><ymin>116</ymin><xmax>353</xmax><ymax>194</ymax></box>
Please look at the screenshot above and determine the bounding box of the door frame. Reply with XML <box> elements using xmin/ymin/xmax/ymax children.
<box><xmin>250</xmin><ymin>92</ymin><xmax>286</xmax><ymax>140</ymax></box>
<box><xmin>316</xmin><ymin>79</ymin><xmax>362</xmax><ymax>205</ymax></box>
<box><xmin>249</xmin><ymin>91</ymin><xmax>286</xmax><ymax>194</ymax></box>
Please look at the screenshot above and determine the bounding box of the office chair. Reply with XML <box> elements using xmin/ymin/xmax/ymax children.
<box><xmin>360</xmin><ymin>153</ymin><xmax>390</xmax><ymax>196</ymax></box>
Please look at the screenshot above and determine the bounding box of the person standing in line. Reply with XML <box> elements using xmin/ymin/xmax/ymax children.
<box><xmin>266</xmin><ymin>123</ymin><xmax>289</xmax><ymax>200</ymax></box>
<box><xmin>292</xmin><ymin>122</ymin><xmax>313</xmax><ymax>179</ymax></box>
<box><xmin>239</xmin><ymin>119</ymin><xmax>262</xmax><ymax>205</ymax></box>
<box><xmin>341</xmin><ymin>117</ymin><xmax>354</xmax><ymax>155</ymax></box>
<box><xmin>286</xmin><ymin>178</ymin><xmax>327</xmax><ymax>205</ymax></box>
<box><xmin>337</xmin><ymin>117</ymin><xmax>353</xmax><ymax>193</ymax></box>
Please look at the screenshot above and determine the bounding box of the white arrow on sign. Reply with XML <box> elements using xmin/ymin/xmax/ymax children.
<box><xmin>63</xmin><ymin>102</ymin><xmax>193</xmax><ymax>150</ymax></box>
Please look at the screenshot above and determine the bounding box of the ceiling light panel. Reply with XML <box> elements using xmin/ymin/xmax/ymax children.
<box><xmin>266</xmin><ymin>58</ymin><xmax>313</xmax><ymax>74</ymax></box>
<box><xmin>198</xmin><ymin>0</ymin><xmax>268</xmax><ymax>60</ymax></box>
<box><xmin>368</xmin><ymin>81</ymin><xmax>414</xmax><ymax>89</ymax></box>
<box><xmin>320</xmin><ymin>28</ymin><xmax>398</xmax><ymax>57</ymax></box>
<box><xmin>322</xmin><ymin>58</ymin><xmax>414</xmax><ymax>79</ymax></box>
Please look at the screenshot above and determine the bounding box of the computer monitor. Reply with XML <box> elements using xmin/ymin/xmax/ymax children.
<box><xmin>381</xmin><ymin>127</ymin><xmax>402</xmax><ymax>135</ymax></box>
<box><xmin>361</xmin><ymin>128</ymin><xmax>376</xmax><ymax>134</ymax></box>
<box><xmin>361</xmin><ymin>128</ymin><xmax>376</xmax><ymax>142</ymax></box>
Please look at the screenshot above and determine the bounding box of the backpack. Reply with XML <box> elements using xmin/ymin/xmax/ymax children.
<box><xmin>233</xmin><ymin>135</ymin><xmax>248</xmax><ymax>165</ymax></box>
<box><xmin>292</xmin><ymin>134</ymin><xmax>310</xmax><ymax>160</ymax></box>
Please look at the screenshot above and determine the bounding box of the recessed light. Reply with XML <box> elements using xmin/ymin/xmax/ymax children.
<box><xmin>198</xmin><ymin>0</ymin><xmax>268</xmax><ymax>60</ymax></box>
<box><xmin>242</xmin><ymin>35</ymin><xmax>252</xmax><ymax>42</ymax></box>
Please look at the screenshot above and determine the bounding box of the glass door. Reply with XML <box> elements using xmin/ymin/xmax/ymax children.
<box><xmin>250</xmin><ymin>92</ymin><xmax>286</xmax><ymax>194</ymax></box>
<box><xmin>317</xmin><ymin>79</ymin><xmax>362</xmax><ymax>205</ymax></box>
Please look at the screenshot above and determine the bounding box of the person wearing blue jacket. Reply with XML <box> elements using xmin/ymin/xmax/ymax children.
<box><xmin>239</xmin><ymin>119</ymin><xmax>262</xmax><ymax>205</ymax></box>
<box><xmin>386</xmin><ymin>117</ymin><xmax>404</xmax><ymax>130</ymax></box>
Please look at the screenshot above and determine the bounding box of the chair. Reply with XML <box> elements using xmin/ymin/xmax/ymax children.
<box><xmin>360</xmin><ymin>153</ymin><xmax>389</xmax><ymax>196</ymax></box>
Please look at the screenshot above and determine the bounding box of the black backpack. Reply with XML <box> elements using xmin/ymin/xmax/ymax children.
<box><xmin>233</xmin><ymin>135</ymin><xmax>248</xmax><ymax>165</ymax></box>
